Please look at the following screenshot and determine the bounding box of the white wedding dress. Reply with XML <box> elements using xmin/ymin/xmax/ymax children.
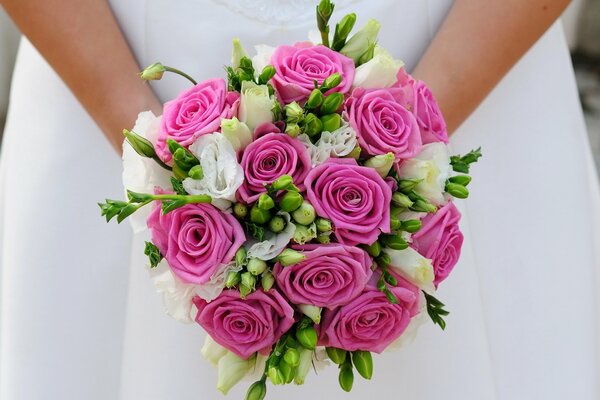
<box><xmin>1</xmin><ymin>0</ymin><xmax>599</xmax><ymax>399</ymax></box>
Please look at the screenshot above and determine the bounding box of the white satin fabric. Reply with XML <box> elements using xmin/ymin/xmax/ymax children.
<box><xmin>1</xmin><ymin>1</ymin><xmax>598</xmax><ymax>399</ymax></box>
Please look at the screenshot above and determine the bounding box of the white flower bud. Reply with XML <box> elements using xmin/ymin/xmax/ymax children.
<box><xmin>239</xmin><ymin>81</ymin><xmax>275</xmax><ymax>132</ymax></box>
<box><xmin>221</xmin><ymin>117</ymin><xmax>253</xmax><ymax>152</ymax></box>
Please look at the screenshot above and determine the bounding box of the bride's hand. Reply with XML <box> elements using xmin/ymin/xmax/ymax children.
<box><xmin>1</xmin><ymin>0</ymin><xmax>162</xmax><ymax>154</ymax></box>
<box><xmin>412</xmin><ymin>0</ymin><xmax>571</xmax><ymax>134</ymax></box>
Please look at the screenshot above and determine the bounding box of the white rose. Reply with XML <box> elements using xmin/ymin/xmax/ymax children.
<box><xmin>251</xmin><ymin>44</ymin><xmax>275</xmax><ymax>77</ymax></box>
<box><xmin>183</xmin><ymin>133</ymin><xmax>244</xmax><ymax>210</ymax></box>
<box><xmin>122</xmin><ymin>111</ymin><xmax>171</xmax><ymax>233</ymax></box>
<box><xmin>239</xmin><ymin>81</ymin><xmax>274</xmax><ymax>132</ymax></box>
<box><xmin>386</xmin><ymin>247</ymin><xmax>436</xmax><ymax>294</ymax></box>
<box><xmin>398</xmin><ymin>142</ymin><xmax>452</xmax><ymax>206</ymax></box>
<box><xmin>220</xmin><ymin>117</ymin><xmax>252</xmax><ymax>152</ymax></box>
<box><xmin>353</xmin><ymin>46</ymin><xmax>404</xmax><ymax>89</ymax></box>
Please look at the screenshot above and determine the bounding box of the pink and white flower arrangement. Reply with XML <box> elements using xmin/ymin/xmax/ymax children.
<box><xmin>100</xmin><ymin>1</ymin><xmax>481</xmax><ymax>398</ymax></box>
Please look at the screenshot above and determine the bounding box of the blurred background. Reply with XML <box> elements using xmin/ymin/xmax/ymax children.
<box><xmin>0</xmin><ymin>1</ymin><xmax>599</xmax><ymax>174</ymax></box>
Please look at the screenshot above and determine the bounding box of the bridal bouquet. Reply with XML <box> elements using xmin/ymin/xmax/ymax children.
<box><xmin>100</xmin><ymin>1</ymin><xmax>481</xmax><ymax>398</ymax></box>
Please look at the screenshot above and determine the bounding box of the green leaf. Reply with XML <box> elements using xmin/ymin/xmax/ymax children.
<box><xmin>170</xmin><ymin>177</ymin><xmax>187</xmax><ymax>195</ymax></box>
<box><xmin>161</xmin><ymin>199</ymin><xmax>187</xmax><ymax>214</ymax></box>
<box><xmin>144</xmin><ymin>241</ymin><xmax>163</xmax><ymax>269</ymax></box>
<box><xmin>424</xmin><ymin>291</ymin><xmax>450</xmax><ymax>330</ymax></box>
<box><xmin>450</xmin><ymin>147</ymin><xmax>482</xmax><ymax>173</ymax></box>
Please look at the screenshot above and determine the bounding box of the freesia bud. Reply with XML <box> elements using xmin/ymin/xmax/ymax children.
<box><xmin>390</xmin><ymin>218</ymin><xmax>402</xmax><ymax>231</ymax></box>
<box><xmin>338</xmin><ymin>363</ymin><xmax>354</xmax><ymax>392</ymax></box>
<box><xmin>226</xmin><ymin>270</ymin><xmax>241</xmax><ymax>288</ymax></box>
<box><xmin>292</xmin><ymin>201</ymin><xmax>316</xmax><ymax>225</ymax></box>
<box><xmin>446</xmin><ymin>182</ymin><xmax>469</xmax><ymax>199</ymax></box>
<box><xmin>298</xmin><ymin>304</ymin><xmax>322</xmax><ymax>324</ymax></box>
<box><xmin>268</xmin><ymin>366</ymin><xmax>284</xmax><ymax>385</ymax></box>
<box><xmin>317</xmin><ymin>234</ymin><xmax>331</xmax><ymax>244</ymax></box>
<box><xmin>269</xmin><ymin>215</ymin><xmax>286</xmax><ymax>233</ymax></box>
<box><xmin>279</xmin><ymin>360</ymin><xmax>295</xmax><ymax>384</ymax></box>
<box><xmin>320</xmin><ymin>113</ymin><xmax>342</xmax><ymax>132</ymax></box>
<box><xmin>352</xmin><ymin>351</ymin><xmax>373</xmax><ymax>380</ymax></box>
<box><xmin>381</xmin><ymin>233</ymin><xmax>408</xmax><ymax>250</ymax></box>
<box><xmin>316</xmin><ymin>0</ymin><xmax>334</xmax><ymax>33</ymax></box>
<box><xmin>123</xmin><ymin>129</ymin><xmax>156</xmax><ymax>158</ymax></box>
<box><xmin>315</xmin><ymin>218</ymin><xmax>332</xmax><ymax>232</ymax></box>
<box><xmin>231</xmin><ymin>38</ymin><xmax>249</xmax><ymax>70</ymax></box>
<box><xmin>378</xmin><ymin>252</ymin><xmax>391</xmax><ymax>268</ymax></box>
<box><xmin>272</xmin><ymin>174</ymin><xmax>293</xmax><ymax>191</ymax></box>
<box><xmin>285</xmin><ymin>123</ymin><xmax>301</xmax><ymax>137</ymax></box>
<box><xmin>326</xmin><ymin>347</ymin><xmax>347</xmax><ymax>365</ymax></box>
<box><xmin>294</xmin><ymin>348</ymin><xmax>313</xmax><ymax>385</ymax></box>
<box><xmin>261</xmin><ymin>271</ymin><xmax>275</xmax><ymax>291</ymax></box>
<box><xmin>397</xmin><ymin>179</ymin><xmax>421</xmax><ymax>193</ymax></box>
<box><xmin>411</xmin><ymin>199</ymin><xmax>437</xmax><ymax>213</ymax></box>
<box><xmin>331</xmin><ymin>14</ymin><xmax>357</xmax><ymax>51</ymax></box>
<box><xmin>322</xmin><ymin>72</ymin><xmax>343</xmax><ymax>90</ymax></box>
<box><xmin>449</xmin><ymin>175</ymin><xmax>472</xmax><ymax>186</ymax></box>
<box><xmin>250</xmin><ymin>205</ymin><xmax>271</xmax><ymax>224</ymax></box>
<box><xmin>257</xmin><ymin>193</ymin><xmax>275</xmax><ymax>210</ymax></box>
<box><xmin>277</xmin><ymin>249</ymin><xmax>306</xmax><ymax>266</ymax></box>
<box><xmin>285</xmin><ymin>101</ymin><xmax>305</xmax><ymax>124</ymax></box>
<box><xmin>245</xmin><ymin>380</ymin><xmax>267</xmax><ymax>400</ymax></box>
<box><xmin>284</xmin><ymin>348</ymin><xmax>300</xmax><ymax>367</ymax></box>
<box><xmin>340</xmin><ymin>19</ymin><xmax>381</xmax><ymax>64</ymax></box>
<box><xmin>188</xmin><ymin>165</ymin><xmax>204</xmax><ymax>180</ymax></box>
<box><xmin>320</xmin><ymin>93</ymin><xmax>344</xmax><ymax>114</ymax></box>
<box><xmin>296</xmin><ymin>325</ymin><xmax>318</xmax><ymax>350</ymax></box>
<box><xmin>293</xmin><ymin>224</ymin><xmax>317</xmax><ymax>245</ymax></box>
<box><xmin>401</xmin><ymin>219</ymin><xmax>422</xmax><ymax>233</ymax></box>
<box><xmin>221</xmin><ymin>117</ymin><xmax>253</xmax><ymax>152</ymax></box>
<box><xmin>247</xmin><ymin>258</ymin><xmax>267</xmax><ymax>276</ymax></box>
<box><xmin>235</xmin><ymin>247</ymin><xmax>247</xmax><ymax>267</ymax></box>
<box><xmin>217</xmin><ymin>352</ymin><xmax>254</xmax><ymax>394</ymax></box>
<box><xmin>392</xmin><ymin>192</ymin><xmax>413</xmax><ymax>208</ymax></box>
<box><xmin>365</xmin><ymin>152</ymin><xmax>394</xmax><ymax>177</ymax></box>
<box><xmin>306</xmin><ymin>89</ymin><xmax>324</xmax><ymax>109</ymax></box>
<box><xmin>258</xmin><ymin>65</ymin><xmax>276</xmax><ymax>85</ymax></box>
<box><xmin>279</xmin><ymin>191</ymin><xmax>304</xmax><ymax>212</ymax></box>
<box><xmin>233</xmin><ymin>202</ymin><xmax>248</xmax><ymax>219</ymax></box>
<box><xmin>139</xmin><ymin>62</ymin><xmax>166</xmax><ymax>80</ymax></box>
<box><xmin>363</xmin><ymin>240</ymin><xmax>381</xmax><ymax>257</ymax></box>
<box><xmin>303</xmin><ymin>113</ymin><xmax>323</xmax><ymax>137</ymax></box>
<box><xmin>358</xmin><ymin>42</ymin><xmax>376</xmax><ymax>65</ymax></box>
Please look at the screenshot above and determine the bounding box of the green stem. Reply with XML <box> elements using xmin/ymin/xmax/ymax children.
<box><xmin>152</xmin><ymin>156</ymin><xmax>173</xmax><ymax>171</ymax></box>
<box><xmin>151</xmin><ymin>193</ymin><xmax>212</xmax><ymax>203</ymax></box>
<box><xmin>320</xmin><ymin>30</ymin><xmax>330</xmax><ymax>47</ymax></box>
<box><xmin>164</xmin><ymin>66</ymin><xmax>197</xmax><ymax>85</ymax></box>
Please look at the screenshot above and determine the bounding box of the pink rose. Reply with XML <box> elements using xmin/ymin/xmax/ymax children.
<box><xmin>193</xmin><ymin>289</ymin><xmax>294</xmax><ymax>359</ymax></box>
<box><xmin>403</xmin><ymin>81</ymin><xmax>448</xmax><ymax>144</ymax></box>
<box><xmin>238</xmin><ymin>132</ymin><xmax>311</xmax><ymax>203</ymax></box>
<box><xmin>345</xmin><ymin>87</ymin><xmax>422</xmax><ymax>161</ymax></box>
<box><xmin>147</xmin><ymin>202</ymin><xmax>245</xmax><ymax>285</ymax></box>
<box><xmin>318</xmin><ymin>276</ymin><xmax>420</xmax><ymax>353</ymax></box>
<box><xmin>411</xmin><ymin>202</ymin><xmax>463</xmax><ymax>286</ymax></box>
<box><xmin>156</xmin><ymin>78</ymin><xmax>239</xmax><ymax>162</ymax></box>
<box><xmin>273</xmin><ymin>244</ymin><xmax>373</xmax><ymax>308</ymax></box>
<box><xmin>304</xmin><ymin>158</ymin><xmax>391</xmax><ymax>246</ymax></box>
<box><xmin>270</xmin><ymin>43</ymin><xmax>355</xmax><ymax>104</ymax></box>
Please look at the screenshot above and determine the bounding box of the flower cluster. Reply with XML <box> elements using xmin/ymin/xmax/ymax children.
<box><xmin>99</xmin><ymin>1</ymin><xmax>481</xmax><ymax>398</ymax></box>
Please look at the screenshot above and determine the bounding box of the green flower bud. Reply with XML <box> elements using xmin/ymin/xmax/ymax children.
<box><xmin>340</xmin><ymin>18</ymin><xmax>381</xmax><ymax>64</ymax></box>
<box><xmin>401</xmin><ymin>219</ymin><xmax>422</xmax><ymax>233</ymax></box>
<box><xmin>320</xmin><ymin>93</ymin><xmax>344</xmax><ymax>114</ymax></box>
<box><xmin>449</xmin><ymin>175</ymin><xmax>472</xmax><ymax>187</ymax></box>
<box><xmin>279</xmin><ymin>360</ymin><xmax>295</xmax><ymax>384</ymax></box>
<box><xmin>269</xmin><ymin>215</ymin><xmax>286</xmax><ymax>233</ymax></box>
<box><xmin>284</xmin><ymin>348</ymin><xmax>301</xmax><ymax>367</ymax></box>
<box><xmin>446</xmin><ymin>182</ymin><xmax>469</xmax><ymax>199</ymax></box>
<box><xmin>261</xmin><ymin>271</ymin><xmax>275</xmax><ymax>291</ymax></box>
<box><xmin>363</xmin><ymin>240</ymin><xmax>381</xmax><ymax>257</ymax></box>
<box><xmin>239</xmin><ymin>283</ymin><xmax>252</xmax><ymax>298</ymax></box>
<box><xmin>303</xmin><ymin>113</ymin><xmax>323</xmax><ymax>137</ymax></box>
<box><xmin>384</xmin><ymin>271</ymin><xmax>398</xmax><ymax>286</ymax></box>
<box><xmin>245</xmin><ymin>380</ymin><xmax>267</xmax><ymax>400</ymax></box>
<box><xmin>378</xmin><ymin>253</ymin><xmax>391</xmax><ymax>268</ymax></box>
<box><xmin>247</xmin><ymin>258</ymin><xmax>267</xmax><ymax>276</ymax></box>
<box><xmin>285</xmin><ymin>123</ymin><xmax>301</xmax><ymax>138</ymax></box>
<box><xmin>338</xmin><ymin>362</ymin><xmax>354</xmax><ymax>392</ymax></box>
<box><xmin>320</xmin><ymin>113</ymin><xmax>342</xmax><ymax>132</ymax></box>
<box><xmin>364</xmin><ymin>152</ymin><xmax>394</xmax><ymax>177</ymax></box>
<box><xmin>139</xmin><ymin>62</ymin><xmax>166</xmax><ymax>80</ymax></box>
<box><xmin>411</xmin><ymin>199</ymin><xmax>437</xmax><ymax>213</ymax></box>
<box><xmin>173</xmin><ymin>147</ymin><xmax>199</xmax><ymax>171</ymax></box>
<box><xmin>241</xmin><ymin>271</ymin><xmax>257</xmax><ymax>290</ymax></box>
<box><xmin>267</xmin><ymin>366</ymin><xmax>284</xmax><ymax>385</ymax></box>
<box><xmin>306</xmin><ymin>89</ymin><xmax>324</xmax><ymax>109</ymax></box>
<box><xmin>298</xmin><ymin>304</ymin><xmax>322</xmax><ymax>324</ymax></box>
<box><xmin>397</xmin><ymin>179</ymin><xmax>421</xmax><ymax>193</ymax></box>
<box><xmin>316</xmin><ymin>0</ymin><xmax>334</xmax><ymax>32</ymax></box>
<box><xmin>258</xmin><ymin>65</ymin><xmax>276</xmax><ymax>85</ymax></box>
<box><xmin>390</xmin><ymin>218</ymin><xmax>402</xmax><ymax>231</ymax></box>
<box><xmin>390</xmin><ymin>206</ymin><xmax>406</xmax><ymax>219</ymax></box>
<box><xmin>225</xmin><ymin>271</ymin><xmax>241</xmax><ymax>288</ymax></box>
<box><xmin>293</xmin><ymin>224</ymin><xmax>317</xmax><ymax>245</ymax></box>
<box><xmin>123</xmin><ymin>129</ymin><xmax>156</xmax><ymax>158</ymax></box>
<box><xmin>250</xmin><ymin>205</ymin><xmax>271</xmax><ymax>224</ymax></box>
<box><xmin>326</xmin><ymin>347</ymin><xmax>347</xmax><ymax>365</ymax></box>
<box><xmin>352</xmin><ymin>351</ymin><xmax>373</xmax><ymax>380</ymax></box>
<box><xmin>235</xmin><ymin>247</ymin><xmax>247</xmax><ymax>267</ymax></box>
<box><xmin>391</xmin><ymin>192</ymin><xmax>413</xmax><ymax>208</ymax></box>
<box><xmin>279</xmin><ymin>191</ymin><xmax>304</xmax><ymax>212</ymax></box>
<box><xmin>257</xmin><ymin>193</ymin><xmax>275</xmax><ymax>211</ymax></box>
<box><xmin>188</xmin><ymin>165</ymin><xmax>204</xmax><ymax>180</ymax></box>
<box><xmin>358</xmin><ymin>42</ymin><xmax>376</xmax><ymax>65</ymax></box>
<box><xmin>276</xmin><ymin>249</ymin><xmax>306</xmax><ymax>266</ymax></box>
<box><xmin>231</xmin><ymin>38</ymin><xmax>248</xmax><ymax>70</ymax></box>
<box><xmin>315</xmin><ymin>218</ymin><xmax>333</xmax><ymax>233</ymax></box>
<box><xmin>317</xmin><ymin>233</ymin><xmax>331</xmax><ymax>244</ymax></box>
<box><xmin>381</xmin><ymin>234</ymin><xmax>408</xmax><ymax>250</ymax></box>
<box><xmin>233</xmin><ymin>203</ymin><xmax>248</xmax><ymax>219</ymax></box>
<box><xmin>296</xmin><ymin>325</ymin><xmax>318</xmax><ymax>350</ymax></box>
<box><xmin>292</xmin><ymin>201</ymin><xmax>316</xmax><ymax>225</ymax></box>
<box><xmin>332</xmin><ymin>13</ymin><xmax>357</xmax><ymax>51</ymax></box>
<box><xmin>285</xmin><ymin>101</ymin><xmax>305</xmax><ymax>124</ymax></box>
<box><xmin>322</xmin><ymin>72</ymin><xmax>343</xmax><ymax>91</ymax></box>
<box><xmin>272</xmin><ymin>174</ymin><xmax>293</xmax><ymax>191</ymax></box>
<box><xmin>294</xmin><ymin>349</ymin><xmax>314</xmax><ymax>385</ymax></box>
<box><xmin>348</xmin><ymin>145</ymin><xmax>362</xmax><ymax>160</ymax></box>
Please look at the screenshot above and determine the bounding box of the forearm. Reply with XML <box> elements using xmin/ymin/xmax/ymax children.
<box><xmin>412</xmin><ymin>0</ymin><xmax>570</xmax><ymax>134</ymax></box>
<box><xmin>1</xmin><ymin>0</ymin><xmax>161</xmax><ymax>152</ymax></box>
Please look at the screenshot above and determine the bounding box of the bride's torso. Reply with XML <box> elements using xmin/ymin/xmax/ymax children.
<box><xmin>109</xmin><ymin>0</ymin><xmax>453</xmax><ymax>102</ymax></box>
